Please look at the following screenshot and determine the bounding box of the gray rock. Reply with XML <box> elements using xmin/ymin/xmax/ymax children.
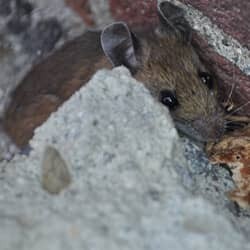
<box><xmin>0</xmin><ymin>0</ymin><xmax>12</xmax><ymax>16</ymax></box>
<box><xmin>7</xmin><ymin>0</ymin><xmax>33</xmax><ymax>34</ymax></box>
<box><xmin>22</xmin><ymin>18</ymin><xmax>63</xmax><ymax>55</ymax></box>
<box><xmin>0</xmin><ymin>67</ymin><xmax>249</xmax><ymax>250</ymax></box>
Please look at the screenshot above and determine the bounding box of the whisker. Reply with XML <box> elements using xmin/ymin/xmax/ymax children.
<box><xmin>224</xmin><ymin>83</ymin><xmax>236</xmax><ymax>108</ymax></box>
<box><xmin>225</xmin><ymin>115</ymin><xmax>250</xmax><ymax>123</ymax></box>
<box><xmin>224</xmin><ymin>122</ymin><xmax>246</xmax><ymax>132</ymax></box>
<box><xmin>225</xmin><ymin>120</ymin><xmax>242</xmax><ymax>125</ymax></box>
<box><xmin>223</xmin><ymin>62</ymin><xmax>237</xmax><ymax>111</ymax></box>
<box><xmin>224</xmin><ymin>112</ymin><xmax>250</xmax><ymax>132</ymax></box>
<box><xmin>228</xmin><ymin>101</ymin><xmax>250</xmax><ymax>116</ymax></box>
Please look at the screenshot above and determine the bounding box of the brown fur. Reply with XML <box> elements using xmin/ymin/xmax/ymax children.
<box><xmin>3</xmin><ymin>29</ymin><xmax>225</xmax><ymax>147</ymax></box>
<box><xmin>135</xmin><ymin>33</ymin><xmax>225</xmax><ymax>141</ymax></box>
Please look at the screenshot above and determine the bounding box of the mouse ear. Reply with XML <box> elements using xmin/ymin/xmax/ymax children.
<box><xmin>157</xmin><ymin>2</ymin><xmax>192</xmax><ymax>42</ymax></box>
<box><xmin>101</xmin><ymin>22</ymin><xmax>139</xmax><ymax>74</ymax></box>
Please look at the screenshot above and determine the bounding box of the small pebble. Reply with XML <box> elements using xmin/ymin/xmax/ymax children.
<box><xmin>42</xmin><ymin>146</ymin><xmax>72</xmax><ymax>194</ymax></box>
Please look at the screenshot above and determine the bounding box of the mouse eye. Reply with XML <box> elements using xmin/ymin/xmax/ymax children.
<box><xmin>199</xmin><ymin>72</ymin><xmax>213</xmax><ymax>89</ymax></box>
<box><xmin>160</xmin><ymin>90</ymin><xmax>179</xmax><ymax>110</ymax></box>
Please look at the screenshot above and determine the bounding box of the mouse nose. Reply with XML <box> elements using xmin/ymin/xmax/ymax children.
<box><xmin>192</xmin><ymin>115</ymin><xmax>225</xmax><ymax>142</ymax></box>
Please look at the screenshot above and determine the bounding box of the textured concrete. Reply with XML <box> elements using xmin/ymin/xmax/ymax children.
<box><xmin>0</xmin><ymin>67</ymin><xmax>250</xmax><ymax>249</ymax></box>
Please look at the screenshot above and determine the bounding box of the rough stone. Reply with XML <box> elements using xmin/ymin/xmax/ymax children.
<box><xmin>22</xmin><ymin>18</ymin><xmax>63</xmax><ymax>56</ymax></box>
<box><xmin>7</xmin><ymin>0</ymin><xmax>33</xmax><ymax>34</ymax></box>
<box><xmin>0</xmin><ymin>67</ymin><xmax>250</xmax><ymax>249</ymax></box>
<box><xmin>0</xmin><ymin>0</ymin><xmax>12</xmax><ymax>16</ymax></box>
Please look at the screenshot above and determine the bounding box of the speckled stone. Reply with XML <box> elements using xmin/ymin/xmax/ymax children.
<box><xmin>7</xmin><ymin>0</ymin><xmax>33</xmax><ymax>34</ymax></box>
<box><xmin>0</xmin><ymin>0</ymin><xmax>12</xmax><ymax>16</ymax></box>
<box><xmin>22</xmin><ymin>18</ymin><xmax>63</xmax><ymax>56</ymax></box>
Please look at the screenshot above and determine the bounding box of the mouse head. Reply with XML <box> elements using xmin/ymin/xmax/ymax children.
<box><xmin>101</xmin><ymin>2</ymin><xmax>226</xmax><ymax>143</ymax></box>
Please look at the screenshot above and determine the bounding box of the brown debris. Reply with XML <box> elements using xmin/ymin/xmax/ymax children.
<box><xmin>207</xmin><ymin>125</ymin><xmax>250</xmax><ymax>208</ymax></box>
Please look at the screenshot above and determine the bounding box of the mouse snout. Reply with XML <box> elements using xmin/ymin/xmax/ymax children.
<box><xmin>192</xmin><ymin>113</ymin><xmax>225</xmax><ymax>142</ymax></box>
<box><xmin>174</xmin><ymin>110</ymin><xmax>226</xmax><ymax>143</ymax></box>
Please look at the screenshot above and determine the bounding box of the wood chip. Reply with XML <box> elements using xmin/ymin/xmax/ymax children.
<box><xmin>207</xmin><ymin>126</ymin><xmax>250</xmax><ymax>208</ymax></box>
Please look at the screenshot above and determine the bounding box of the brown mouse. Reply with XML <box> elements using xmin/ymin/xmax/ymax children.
<box><xmin>3</xmin><ymin>2</ymin><xmax>227</xmax><ymax>148</ymax></box>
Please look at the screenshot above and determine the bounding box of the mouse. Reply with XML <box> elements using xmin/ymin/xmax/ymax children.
<box><xmin>2</xmin><ymin>2</ymin><xmax>228</xmax><ymax>148</ymax></box>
